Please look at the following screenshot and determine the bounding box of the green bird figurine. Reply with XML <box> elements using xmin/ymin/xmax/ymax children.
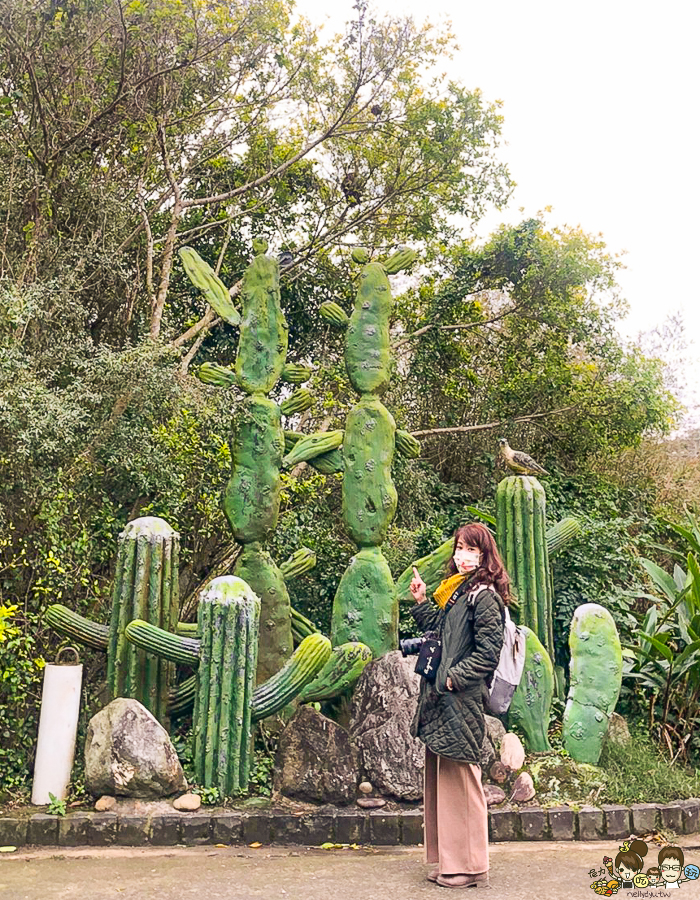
<box><xmin>498</xmin><ymin>438</ymin><xmax>549</xmax><ymax>476</ymax></box>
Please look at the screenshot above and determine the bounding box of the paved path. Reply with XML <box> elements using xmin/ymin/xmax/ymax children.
<box><xmin>2</xmin><ymin>837</ymin><xmax>700</xmax><ymax>900</ymax></box>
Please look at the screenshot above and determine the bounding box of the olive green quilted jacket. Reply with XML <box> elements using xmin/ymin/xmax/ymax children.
<box><xmin>409</xmin><ymin>585</ymin><xmax>504</xmax><ymax>764</ymax></box>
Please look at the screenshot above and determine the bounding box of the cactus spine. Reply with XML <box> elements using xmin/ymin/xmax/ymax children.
<box><xmin>45</xmin><ymin>516</ymin><xmax>180</xmax><ymax>725</ymax></box>
<box><xmin>179</xmin><ymin>241</ymin><xmax>317</xmax><ymax>683</ymax></box>
<box><xmin>496</xmin><ymin>476</ymin><xmax>554</xmax><ymax>661</ymax></box>
<box><xmin>562</xmin><ymin>603</ymin><xmax>622</xmax><ymax>764</ymax></box>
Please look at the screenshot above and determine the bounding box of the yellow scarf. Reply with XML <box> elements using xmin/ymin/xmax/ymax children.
<box><xmin>433</xmin><ymin>573</ymin><xmax>468</xmax><ymax>608</ymax></box>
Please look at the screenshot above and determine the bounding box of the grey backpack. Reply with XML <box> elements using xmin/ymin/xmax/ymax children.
<box><xmin>466</xmin><ymin>585</ymin><xmax>526</xmax><ymax>715</ymax></box>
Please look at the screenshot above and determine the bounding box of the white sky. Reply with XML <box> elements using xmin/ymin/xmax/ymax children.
<box><xmin>295</xmin><ymin>0</ymin><xmax>700</xmax><ymax>421</ymax></box>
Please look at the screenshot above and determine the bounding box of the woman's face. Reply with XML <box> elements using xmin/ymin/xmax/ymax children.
<box><xmin>454</xmin><ymin>538</ymin><xmax>482</xmax><ymax>574</ymax></box>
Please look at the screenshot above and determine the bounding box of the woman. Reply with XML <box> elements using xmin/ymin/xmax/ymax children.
<box><xmin>409</xmin><ymin>522</ymin><xmax>510</xmax><ymax>890</ymax></box>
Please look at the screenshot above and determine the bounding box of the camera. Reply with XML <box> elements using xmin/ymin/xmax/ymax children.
<box><xmin>399</xmin><ymin>636</ymin><xmax>425</xmax><ymax>657</ymax></box>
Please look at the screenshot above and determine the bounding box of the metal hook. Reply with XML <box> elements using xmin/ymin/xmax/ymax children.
<box><xmin>55</xmin><ymin>646</ymin><xmax>80</xmax><ymax>666</ymax></box>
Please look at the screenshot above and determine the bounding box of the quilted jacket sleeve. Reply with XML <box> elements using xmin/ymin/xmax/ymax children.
<box><xmin>410</xmin><ymin>600</ymin><xmax>442</xmax><ymax>632</ymax></box>
<box><xmin>447</xmin><ymin>591</ymin><xmax>503</xmax><ymax>691</ymax></box>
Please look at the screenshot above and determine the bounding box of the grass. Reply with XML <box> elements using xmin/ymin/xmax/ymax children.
<box><xmin>598</xmin><ymin>729</ymin><xmax>700</xmax><ymax>805</ymax></box>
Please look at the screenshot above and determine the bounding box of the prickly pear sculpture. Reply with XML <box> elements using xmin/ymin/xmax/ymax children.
<box><xmin>179</xmin><ymin>241</ymin><xmax>320</xmax><ymax>683</ymax></box>
<box><xmin>562</xmin><ymin>602</ymin><xmax>622</xmax><ymax>764</ymax></box>
<box><xmin>125</xmin><ymin>576</ymin><xmax>332</xmax><ymax>794</ymax></box>
<box><xmin>496</xmin><ymin>476</ymin><xmax>555</xmax><ymax>661</ymax></box>
<box><xmin>285</xmin><ymin>248</ymin><xmax>419</xmax><ymax>656</ymax></box>
<box><xmin>45</xmin><ymin>517</ymin><xmax>180</xmax><ymax>725</ymax></box>
<box><xmin>508</xmin><ymin>626</ymin><xmax>554</xmax><ymax>752</ymax></box>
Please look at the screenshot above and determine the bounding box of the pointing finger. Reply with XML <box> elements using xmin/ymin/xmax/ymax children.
<box><xmin>412</xmin><ymin>566</ymin><xmax>420</xmax><ymax>579</ymax></box>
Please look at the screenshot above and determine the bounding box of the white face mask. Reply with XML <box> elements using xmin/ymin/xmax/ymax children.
<box><xmin>454</xmin><ymin>549</ymin><xmax>481</xmax><ymax>574</ymax></box>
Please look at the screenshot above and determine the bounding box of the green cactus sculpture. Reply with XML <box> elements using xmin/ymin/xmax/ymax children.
<box><xmin>496</xmin><ymin>475</ymin><xmax>554</xmax><ymax>661</ymax></box>
<box><xmin>125</xmin><ymin>575</ymin><xmax>332</xmax><ymax>793</ymax></box>
<box><xmin>45</xmin><ymin>516</ymin><xmax>180</xmax><ymax>724</ymax></box>
<box><xmin>508</xmin><ymin>626</ymin><xmax>554</xmax><ymax>752</ymax></box>
<box><xmin>179</xmin><ymin>241</ymin><xmax>317</xmax><ymax>684</ymax></box>
<box><xmin>562</xmin><ymin>602</ymin><xmax>622</xmax><ymax>764</ymax></box>
<box><xmin>285</xmin><ymin>248</ymin><xmax>419</xmax><ymax>656</ymax></box>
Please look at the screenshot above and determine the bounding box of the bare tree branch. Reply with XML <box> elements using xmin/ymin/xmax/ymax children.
<box><xmin>410</xmin><ymin>405</ymin><xmax>580</xmax><ymax>438</ymax></box>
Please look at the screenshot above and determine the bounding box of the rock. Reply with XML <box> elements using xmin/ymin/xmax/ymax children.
<box><xmin>500</xmin><ymin>732</ymin><xmax>525</xmax><ymax>771</ymax></box>
<box><xmin>479</xmin><ymin>732</ymin><xmax>496</xmax><ymax>770</ymax></box>
<box><xmin>358</xmin><ymin>781</ymin><xmax>373</xmax><ymax>794</ymax></box>
<box><xmin>356</xmin><ymin>797</ymin><xmax>386</xmax><ymax>809</ymax></box>
<box><xmin>606</xmin><ymin>712</ymin><xmax>631</xmax><ymax>746</ymax></box>
<box><xmin>274</xmin><ymin>705</ymin><xmax>358</xmax><ymax>805</ymax></box>
<box><xmin>510</xmin><ymin>771</ymin><xmax>535</xmax><ymax>803</ymax></box>
<box><xmin>85</xmin><ymin>698</ymin><xmax>187</xmax><ymax>799</ymax></box>
<box><xmin>484</xmin><ymin>715</ymin><xmax>506</xmax><ymax>750</ymax></box>
<box><xmin>349</xmin><ymin>652</ymin><xmax>425</xmax><ymax>801</ymax></box>
<box><xmin>483</xmin><ymin>784</ymin><xmax>506</xmax><ymax>806</ymax></box>
<box><xmin>173</xmin><ymin>792</ymin><xmax>202</xmax><ymax>811</ymax></box>
<box><xmin>489</xmin><ymin>761</ymin><xmax>509</xmax><ymax>784</ymax></box>
<box><xmin>95</xmin><ymin>795</ymin><xmax>116</xmax><ymax>812</ymax></box>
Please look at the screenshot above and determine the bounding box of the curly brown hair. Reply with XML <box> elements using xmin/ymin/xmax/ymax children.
<box><xmin>446</xmin><ymin>523</ymin><xmax>511</xmax><ymax>603</ymax></box>
<box><xmin>615</xmin><ymin>839</ymin><xmax>648</xmax><ymax>874</ymax></box>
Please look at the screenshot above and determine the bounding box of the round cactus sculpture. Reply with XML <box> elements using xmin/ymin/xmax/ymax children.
<box><xmin>508</xmin><ymin>626</ymin><xmax>554</xmax><ymax>752</ymax></box>
<box><xmin>562</xmin><ymin>602</ymin><xmax>622</xmax><ymax>764</ymax></box>
<box><xmin>45</xmin><ymin>516</ymin><xmax>180</xmax><ymax>725</ymax></box>
<box><xmin>124</xmin><ymin>575</ymin><xmax>333</xmax><ymax>793</ymax></box>
<box><xmin>179</xmin><ymin>241</ymin><xmax>317</xmax><ymax>683</ymax></box>
<box><xmin>288</xmin><ymin>248</ymin><xmax>419</xmax><ymax>656</ymax></box>
<box><xmin>496</xmin><ymin>475</ymin><xmax>554</xmax><ymax>661</ymax></box>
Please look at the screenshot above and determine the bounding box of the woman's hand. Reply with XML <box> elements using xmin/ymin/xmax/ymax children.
<box><xmin>446</xmin><ymin>676</ymin><xmax>454</xmax><ymax>691</ymax></box>
<box><xmin>409</xmin><ymin>566</ymin><xmax>427</xmax><ymax>603</ymax></box>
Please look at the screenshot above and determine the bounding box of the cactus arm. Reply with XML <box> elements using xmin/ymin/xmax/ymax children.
<box><xmin>167</xmin><ymin>674</ymin><xmax>197</xmax><ymax>716</ymax></box>
<box><xmin>319</xmin><ymin>301</ymin><xmax>350</xmax><ymax>327</ymax></box>
<box><xmin>381</xmin><ymin>247</ymin><xmax>417</xmax><ymax>275</ymax></box>
<box><xmin>176</xmin><ymin>621</ymin><xmax>198</xmax><ymax>635</ymax></box>
<box><xmin>45</xmin><ymin>604</ymin><xmax>110</xmax><ymax>651</ymax></box>
<box><xmin>508</xmin><ymin>626</ymin><xmax>554</xmax><ymax>751</ymax></box>
<box><xmin>546</xmin><ymin>517</ymin><xmax>581</xmax><ymax>558</ymax></box>
<box><xmin>279</xmin><ymin>548</ymin><xmax>317</xmax><ymax>582</ymax></box>
<box><xmin>179</xmin><ymin>246</ymin><xmax>241</xmax><ymax>326</ymax></box>
<box><xmin>280</xmin><ymin>388</ymin><xmax>313</xmax><ymax>417</ymax></box>
<box><xmin>196</xmin><ymin>363</ymin><xmax>238</xmax><ymax>388</ymax></box>
<box><xmin>251</xmin><ymin>633</ymin><xmax>332</xmax><ymax>722</ymax></box>
<box><xmin>281</xmin><ymin>363</ymin><xmax>313</xmax><ymax>384</ymax></box>
<box><xmin>562</xmin><ymin>602</ymin><xmax>622</xmax><ymax>764</ymax></box>
<box><xmin>125</xmin><ymin>619</ymin><xmax>201</xmax><ymax>666</ymax></box>
<box><xmin>291</xmin><ymin>607</ymin><xmax>319</xmax><ymax>644</ymax></box>
<box><xmin>282</xmin><ymin>429</ymin><xmax>344</xmax><ymax>468</ymax></box>
<box><xmin>297</xmin><ymin>642</ymin><xmax>372</xmax><ymax>703</ymax></box>
<box><xmin>395</xmin><ymin>429</ymin><xmax>421</xmax><ymax>459</ymax></box>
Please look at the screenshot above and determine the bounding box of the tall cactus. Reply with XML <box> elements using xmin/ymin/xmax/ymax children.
<box><xmin>289</xmin><ymin>248</ymin><xmax>419</xmax><ymax>657</ymax></box>
<box><xmin>496</xmin><ymin>476</ymin><xmax>554</xmax><ymax>661</ymax></box>
<box><xmin>562</xmin><ymin>603</ymin><xmax>622</xmax><ymax>764</ymax></box>
<box><xmin>45</xmin><ymin>516</ymin><xmax>180</xmax><ymax>725</ymax></box>
<box><xmin>179</xmin><ymin>241</ymin><xmax>316</xmax><ymax>683</ymax></box>
<box><xmin>508</xmin><ymin>626</ymin><xmax>554</xmax><ymax>751</ymax></box>
<box><xmin>125</xmin><ymin>576</ymin><xmax>333</xmax><ymax>793</ymax></box>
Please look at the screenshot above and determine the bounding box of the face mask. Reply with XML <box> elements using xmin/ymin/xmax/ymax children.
<box><xmin>454</xmin><ymin>549</ymin><xmax>481</xmax><ymax>574</ymax></box>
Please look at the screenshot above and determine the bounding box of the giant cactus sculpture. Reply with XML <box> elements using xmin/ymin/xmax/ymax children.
<box><xmin>283</xmin><ymin>249</ymin><xmax>419</xmax><ymax>656</ymax></box>
<box><xmin>45</xmin><ymin>516</ymin><xmax>180</xmax><ymax>725</ymax></box>
<box><xmin>508</xmin><ymin>626</ymin><xmax>554</xmax><ymax>752</ymax></box>
<box><xmin>125</xmin><ymin>575</ymin><xmax>332</xmax><ymax>794</ymax></box>
<box><xmin>562</xmin><ymin>602</ymin><xmax>622</xmax><ymax>764</ymax></box>
<box><xmin>180</xmin><ymin>241</ymin><xmax>319</xmax><ymax>683</ymax></box>
<box><xmin>496</xmin><ymin>475</ymin><xmax>555</xmax><ymax>661</ymax></box>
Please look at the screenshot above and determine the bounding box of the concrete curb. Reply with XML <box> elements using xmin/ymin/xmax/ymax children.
<box><xmin>3</xmin><ymin>799</ymin><xmax>700</xmax><ymax>848</ymax></box>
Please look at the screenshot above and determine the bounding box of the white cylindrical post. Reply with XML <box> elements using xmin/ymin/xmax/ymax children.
<box><xmin>31</xmin><ymin>651</ymin><xmax>83</xmax><ymax>805</ymax></box>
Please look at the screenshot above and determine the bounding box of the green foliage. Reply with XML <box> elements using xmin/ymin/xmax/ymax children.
<box><xmin>46</xmin><ymin>793</ymin><xmax>67</xmax><ymax>817</ymax></box>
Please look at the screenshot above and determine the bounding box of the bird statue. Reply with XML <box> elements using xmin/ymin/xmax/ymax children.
<box><xmin>498</xmin><ymin>438</ymin><xmax>549</xmax><ymax>476</ymax></box>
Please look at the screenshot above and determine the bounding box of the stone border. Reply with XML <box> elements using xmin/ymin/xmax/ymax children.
<box><xmin>2</xmin><ymin>800</ymin><xmax>699</xmax><ymax>848</ymax></box>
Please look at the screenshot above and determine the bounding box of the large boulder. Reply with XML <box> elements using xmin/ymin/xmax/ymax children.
<box><xmin>349</xmin><ymin>651</ymin><xmax>424</xmax><ymax>800</ymax></box>
<box><xmin>274</xmin><ymin>705</ymin><xmax>358</xmax><ymax>805</ymax></box>
<box><xmin>85</xmin><ymin>698</ymin><xmax>187</xmax><ymax>799</ymax></box>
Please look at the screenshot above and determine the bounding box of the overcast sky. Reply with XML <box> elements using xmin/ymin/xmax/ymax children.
<box><xmin>295</xmin><ymin>0</ymin><xmax>700</xmax><ymax>420</ymax></box>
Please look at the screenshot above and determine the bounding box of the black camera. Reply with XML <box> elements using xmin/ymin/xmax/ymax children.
<box><xmin>399</xmin><ymin>636</ymin><xmax>425</xmax><ymax>657</ymax></box>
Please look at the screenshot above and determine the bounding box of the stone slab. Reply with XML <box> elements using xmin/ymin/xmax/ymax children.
<box><xmin>659</xmin><ymin>804</ymin><xmax>684</xmax><ymax>834</ymax></box>
<box><xmin>241</xmin><ymin>812</ymin><xmax>272</xmax><ymax>845</ymax></box>
<box><xmin>520</xmin><ymin>807</ymin><xmax>547</xmax><ymax>841</ymax></box>
<box><xmin>680</xmin><ymin>799</ymin><xmax>700</xmax><ymax>835</ymax></box>
<box><xmin>368</xmin><ymin>811</ymin><xmax>399</xmax><ymax>845</ymax></box>
<box><xmin>0</xmin><ymin>817</ymin><xmax>27</xmax><ymax>846</ymax></box>
<box><xmin>630</xmin><ymin>803</ymin><xmax>659</xmax><ymax>834</ymax></box>
<box><xmin>211</xmin><ymin>813</ymin><xmax>243</xmax><ymax>845</ymax></box>
<box><xmin>548</xmin><ymin>807</ymin><xmax>575</xmax><ymax>841</ymax></box>
<box><xmin>601</xmin><ymin>805</ymin><xmax>630</xmax><ymax>839</ymax></box>
<box><xmin>577</xmin><ymin>807</ymin><xmax>604</xmax><ymax>841</ymax></box>
<box><xmin>117</xmin><ymin>815</ymin><xmax>151</xmax><ymax>845</ymax></box>
<box><xmin>334</xmin><ymin>810</ymin><xmax>368</xmax><ymax>845</ymax></box>
<box><xmin>86</xmin><ymin>812</ymin><xmax>118</xmax><ymax>846</ymax></box>
<box><xmin>400</xmin><ymin>809</ymin><xmax>423</xmax><ymax>845</ymax></box>
<box><xmin>180</xmin><ymin>813</ymin><xmax>212</xmax><ymax>845</ymax></box>
<box><xmin>58</xmin><ymin>813</ymin><xmax>92</xmax><ymax>845</ymax></box>
<box><xmin>150</xmin><ymin>814</ymin><xmax>181</xmax><ymax>846</ymax></box>
<box><xmin>489</xmin><ymin>810</ymin><xmax>519</xmax><ymax>842</ymax></box>
<box><xmin>27</xmin><ymin>814</ymin><xmax>59</xmax><ymax>845</ymax></box>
